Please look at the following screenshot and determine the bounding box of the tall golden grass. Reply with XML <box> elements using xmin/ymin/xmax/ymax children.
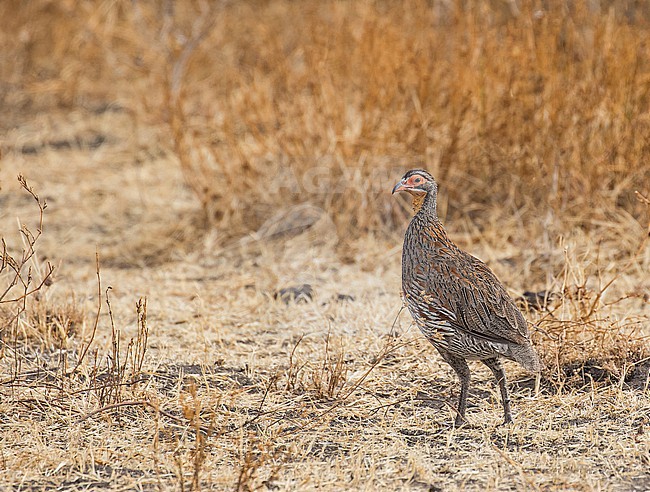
<box><xmin>2</xmin><ymin>0</ymin><xmax>649</xmax><ymax>242</ymax></box>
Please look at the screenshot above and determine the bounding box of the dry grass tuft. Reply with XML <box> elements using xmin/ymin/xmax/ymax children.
<box><xmin>1</xmin><ymin>176</ymin><xmax>56</xmax><ymax>343</ymax></box>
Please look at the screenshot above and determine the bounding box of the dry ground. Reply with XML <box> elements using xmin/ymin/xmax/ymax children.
<box><xmin>1</xmin><ymin>1</ymin><xmax>650</xmax><ymax>491</ymax></box>
<box><xmin>1</xmin><ymin>104</ymin><xmax>649</xmax><ymax>492</ymax></box>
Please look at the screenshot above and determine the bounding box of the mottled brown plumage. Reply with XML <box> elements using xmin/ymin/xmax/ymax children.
<box><xmin>393</xmin><ymin>169</ymin><xmax>541</xmax><ymax>426</ymax></box>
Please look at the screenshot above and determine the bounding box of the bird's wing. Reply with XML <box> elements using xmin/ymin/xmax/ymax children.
<box><xmin>420</xmin><ymin>247</ymin><xmax>530</xmax><ymax>346</ymax></box>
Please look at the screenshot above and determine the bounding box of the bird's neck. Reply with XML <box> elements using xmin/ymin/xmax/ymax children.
<box><xmin>412</xmin><ymin>191</ymin><xmax>437</xmax><ymax>219</ymax></box>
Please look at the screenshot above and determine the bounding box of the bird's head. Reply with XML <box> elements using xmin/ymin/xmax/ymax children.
<box><xmin>392</xmin><ymin>169</ymin><xmax>438</xmax><ymax>213</ymax></box>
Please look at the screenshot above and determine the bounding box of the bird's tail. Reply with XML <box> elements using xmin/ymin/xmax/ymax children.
<box><xmin>508</xmin><ymin>343</ymin><xmax>543</xmax><ymax>373</ymax></box>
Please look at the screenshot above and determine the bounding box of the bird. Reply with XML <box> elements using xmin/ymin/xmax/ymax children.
<box><xmin>392</xmin><ymin>169</ymin><xmax>542</xmax><ymax>426</ymax></box>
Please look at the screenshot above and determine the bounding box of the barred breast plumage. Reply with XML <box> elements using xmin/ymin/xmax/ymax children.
<box><xmin>393</xmin><ymin>169</ymin><xmax>542</xmax><ymax>426</ymax></box>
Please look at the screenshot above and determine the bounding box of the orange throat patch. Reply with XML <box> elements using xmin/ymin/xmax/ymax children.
<box><xmin>411</xmin><ymin>193</ymin><xmax>425</xmax><ymax>213</ymax></box>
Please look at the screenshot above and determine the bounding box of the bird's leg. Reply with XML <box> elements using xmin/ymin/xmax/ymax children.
<box><xmin>482</xmin><ymin>357</ymin><xmax>512</xmax><ymax>424</ymax></box>
<box><xmin>454</xmin><ymin>365</ymin><xmax>471</xmax><ymax>427</ymax></box>
<box><xmin>437</xmin><ymin>349</ymin><xmax>471</xmax><ymax>427</ymax></box>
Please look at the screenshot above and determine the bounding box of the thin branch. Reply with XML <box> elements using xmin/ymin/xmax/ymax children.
<box><xmin>79</xmin><ymin>399</ymin><xmax>213</xmax><ymax>435</ymax></box>
<box><xmin>67</xmin><ymin>251</ymin><xmax>102</xmax><ymax>375</ymax></box>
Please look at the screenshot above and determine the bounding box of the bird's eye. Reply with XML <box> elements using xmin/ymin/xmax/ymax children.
<box><xmin>413</xmin><ymin>177</ymin><xmax>422</xmax><ymax>183</ymax></box>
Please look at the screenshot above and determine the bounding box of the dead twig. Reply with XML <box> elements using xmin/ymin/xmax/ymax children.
<box><xmin>79</xmin><ymin>399</ymin><xmax>213</xmax><ymax>435</ymax></box>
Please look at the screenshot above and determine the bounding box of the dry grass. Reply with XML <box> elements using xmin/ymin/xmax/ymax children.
<box><xmin>1</xmin><ymin>0</ymin><xmax>650</xmax><ymax>490</ymax></box>
<box><xmin>3</xmin><ymin>0</ymin><xmax>650</xmax><ymax>240</ymax></box>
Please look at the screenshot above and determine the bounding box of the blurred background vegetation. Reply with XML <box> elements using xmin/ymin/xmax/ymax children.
<box><xmin>1</xmin><ymin>0</ymin><xmax>649</xmax><ymax>245</ymax></box>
